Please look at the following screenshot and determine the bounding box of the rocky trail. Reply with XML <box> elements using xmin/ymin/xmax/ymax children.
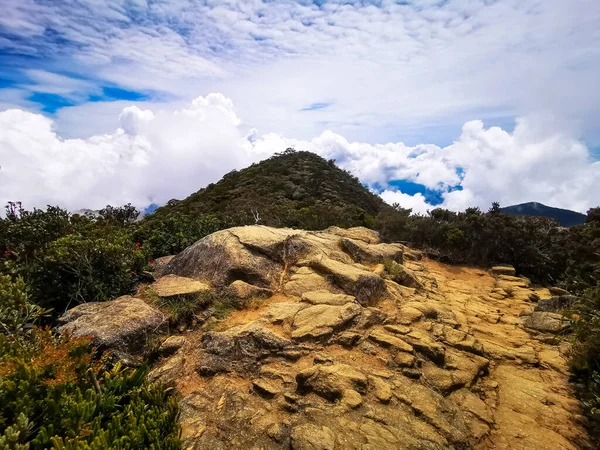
<box><xmin>60</xmin><ymin>226</ymin><xmax>592</xmax><ymax>449</ymax></box>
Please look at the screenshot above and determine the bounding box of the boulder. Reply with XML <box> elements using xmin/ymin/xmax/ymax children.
<box><xmin>162</xmin><ymin>227</ymin><xmax>291</xmax><ymax>287</ymax></box>
<box><xmin>535</xmin><ymin>295</ymin><xmax>578</xmax><ymax>312</ymax></box>
<box><xmin>524</xmin><ymin>311</ymin><xmax>570</xmax><ymax>334</ymax></box>
<box><xmin>310</xmin><ymin>257</ymin><xmax>386</xmax><ymax>305</ymax></box>
<box><xmin>197</xmin><ymin>321</ymin><xmax>293</xmax><ymax>375</ymax></box>
<box><xmin>490</xmin><ymin>266</ymin><xmax>516</xmax><ymax>277</ymax></box>
<box><xmin>296</xmin><ymin>364</ymin><xmax>368</xmax><ymax>400</ymax></box>
<box><xmin>340</xmin><ymin>238</ymin><xmax>403</xmax><ymax>264</ymax></box>
<box><xmin>151</xmin><ymin>274</ymin><xmax>210</xmax><ymax>298</ymax></box>
<box><xmin>151</xmin><ymin>255</ymin><xmax>174</xmax><ymax>276</ymax></box>
<box><xmin>225</xmin><ymin>279</ymin><xmax>272</xmax><ymax>300</ymax></box>
<box><xmin>59</xmin><ymin>296</ymin><xmax>167</xmax><ymax>363</ymax></box>
<box><xmin>324</xmin><ymin>226</ymin><xmax>381</xmax><ymax>244</ymax></box>
<box><xmin>301</xmin><ymin>290</ymin><xmax>356</xmax><ymax>306</ymax></box>
<box><xmin>290</xmin><ymin>424</ymin><xmax>336</xmax><ymax>450</ymax></box>
<box><xmin>292</xmin><ymin>303</ymin><xmax>362</xmax><ymax>341</ymax></box>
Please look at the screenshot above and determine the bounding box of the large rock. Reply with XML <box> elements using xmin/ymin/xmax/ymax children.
<box><xmin>59</xmin><ymin>296</ymin><xmax>167</xmax><ymax>363</ymax></box>
<box><xmin>524</xmin><ymin>311</ymin><xmax>570</xmax><ymax>334</ymax></box>
<box><xmin>225</xmin><ymin>279</ymin><xmax>272</xmax><ymax>300</ymax></box>
<box><xmin>340</xmin><ymin>238</ymin><xmax>403</xmax><ymax>264</ymax></box>
<box><xmin>162</xmin><ymin>226</ymin><xmax>373</xmax><ymax>291</ymax></box>
<box><xmin>309</xmin><ymin>257</ymin><xmax>386</xmax><ymax>305</ymax></box>
<box><xmin>290</xmin><ymin>424</ymin><xmax>336</xmax><ymax>450</ymax></box>
<box><xmin>197</xmin><ymin>321</ymin><xmax>294</xmax><ymax>375</ymax></box>
<box><xmin>324</xmin><ymin>226</ymin><xmax>381</xmax><ymax>244</ymax></box>
<box><xmin>535</xmin><ymin>295</ymin><xmax>578</xmax><ymax>312</ymax></box>
<box><xmin>292</xmin><ymin>303</ymin><xmax>362</xmax><ymax>341</ymax></box>
<box><xmin>490</xmin><ymin>266</ymin><xmax>516</xmax><ymax>277</ymax></box>
<box><xmin>150</xmin><ymin>274</ymin><xmax>210</xmax><ymax>298</ymax></box>
<box><xmin>296</xmin><ymin>364</ymin><xmax>368</xmax><ymax>400</ymax></box>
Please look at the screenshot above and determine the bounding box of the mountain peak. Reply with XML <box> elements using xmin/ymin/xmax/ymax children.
<box><xmin>150</xmin><ymin>149</ymin><xmax>388</xmax><ymax>229</ymax></box>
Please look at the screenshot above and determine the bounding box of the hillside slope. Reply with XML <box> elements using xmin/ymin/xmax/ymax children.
<box><xmin>501</xmin><ymin>202</ymin><xmax>586</xmax><ymax>227</ymax></box>
<box><xmin>149</xmin><ymin>149</ymin><xmax>388</xmax><ymax>229</ymax></box>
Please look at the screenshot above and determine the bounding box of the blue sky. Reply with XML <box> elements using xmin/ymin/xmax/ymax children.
<box><xmin>0</xmin><ymin>0</ymin><xmax>599</xmax><ymax>213</ymax></box>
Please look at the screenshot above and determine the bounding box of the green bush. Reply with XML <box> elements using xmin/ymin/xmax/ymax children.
<box><xmin>24</xmin><ymin>232</ymin><xmax>146</xmax><ymax>313</ymax></box>
<box><xmin>0</xmin><ymin>277</ymin><xmax>181</xmax><ymax>450</ymax></box>
<box><xmin>134</xmin><ymin>214</ymin><xmax>223</xmax><ymax>258</ymax></box>
<box><xmin>571</xmin><ymin>284</ymin><xmax>600</xmax><ymax>439</ymax></box>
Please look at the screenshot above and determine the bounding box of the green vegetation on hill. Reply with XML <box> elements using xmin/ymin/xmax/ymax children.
<box><xmin>149</xmin><ymin>149</ymin><xmax>387</xmax><ymax>230</ymax></box>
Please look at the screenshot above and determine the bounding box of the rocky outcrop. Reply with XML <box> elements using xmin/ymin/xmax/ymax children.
<box><xmin>59</xmin><ymin>296</ymin><xmax>167</xmax><ymax>364</ymax></box>
<box><xmin>150</xmin><ymin>274</ymin><xmax>210</xmax><ymax>298</ymax></box>
<box><xmin>64</xmin><ymin>226</ymin><xmax>589</xmax><ymax>450</ymax></box>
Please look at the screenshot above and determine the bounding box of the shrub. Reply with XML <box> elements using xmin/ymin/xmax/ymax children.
<box><xmin>571</xmin><ymin>284</ymin><xmax>600</xmax><ymax>439</ymax></box>
<box><xmin>0</xmin><ymin>277</ymin><xmax>181</xmax><ymax>449</ymax></box>
<box><xmin>24</xmin><ymin>233</ymin><xmax>146</xmax><ymax>313</ymax></box>
<box><xmin>0</xmin><ymin>275</ymin><xmax>48</xmax><ymax>338</ymax></box>
<box><xmin>134</xmin><ymin>214</ymin><xmax>223</xmax><ymax>258</ymax></box>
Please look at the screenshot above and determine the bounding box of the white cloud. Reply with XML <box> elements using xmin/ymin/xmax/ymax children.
<box><xmin>0</xmin><ymin>94</ymin><xmax>253</xmax><ymax>211</ymax></box>
<box><xmin>0</xmin><ymin>95</ymin><xmax>598</xmax><ymax>215</ymax></box>
<box><xmin>1</xmin><ymin>0</ymin><xmax>599</xmax><ymax>146</ymax></box>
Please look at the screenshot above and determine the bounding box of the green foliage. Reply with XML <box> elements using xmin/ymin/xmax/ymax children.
<box><xmin>375</xmin><ymin>204</ymin><xmax>571</xmax><ymax>284</ymax></box>
<box><xmin>0</xmin><ymin>332</ymin><xmax>180</xmax><ymax>450</ymax></box>
<box><xmin>0</xmin><ymin>204</ymin><xmax>149</xmax><ymax>314</ymax></box>
<box><xmin>134</xmin><ymin>214</ymin><xmax>222</xmax><ymax>258</ymax></box>
<box><xmin>148</xmin><ymin>149</ymin><xmax>387</xmax><ymax>231</ymax></box>
<box><xmin>0</xmin><ymin>202</ymin><xmax>71</xmax><ymax>264</ymax></box>
<box><xmin>0</xmin><ymin>276</ymin><xmax>48</xmax><ymax>338</ymax></box>
<box><xmin>0</xmin><ymin>277</ymin><xmax>181</xmax><ymax>450</ymax></box>
<box><xmin>212</xmin><ymin>299</ymin><xmax>237</xmax><ymax>320</ymax></box>
<box><xmin>571</xmin><ymin>284</ymin><xmax>600</xmax><ymax>440</ymax></box>
<box><xmin>97</xmin><ymin>204</ymin><xmax>139</xmax><ymax>227</ymax></box>
<box><xmin>24</xmin><ymin>233</ymin><xmax>146</xmax><ymax>313</ymax></box>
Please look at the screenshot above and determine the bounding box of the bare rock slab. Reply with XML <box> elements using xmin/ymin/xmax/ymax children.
<box><xmin>292</xmin><ymin>303</ymin><xmax>362</xmax><ymax>341</ymax></box>
<box><xmin>151</xmin><ymin>274</ymin><xmax>210</xmax><ymax>297</ymax></box>
<box><xmin>297</xmin><ymin>364</ymin><xmax>368</xmax><ymax>401</ymax></box>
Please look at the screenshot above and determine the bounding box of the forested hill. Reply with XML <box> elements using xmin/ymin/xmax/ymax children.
<box><xmin>501</xmin><ymin>202</ymin><xmax>587</xmax><ymax>227</ymax></box>
<box><xmin>149</xmin><ymin>149</ymin><xmax>389</xmax><ymax>229</ymax></box>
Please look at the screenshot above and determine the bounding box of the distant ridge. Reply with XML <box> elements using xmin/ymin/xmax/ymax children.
<box><xmin>500</xmin><ymin>202</ymin><xmax>586</xmax><ymax>227</ymax></box>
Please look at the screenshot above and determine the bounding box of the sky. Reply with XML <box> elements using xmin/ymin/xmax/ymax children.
<box><xmin>0</xmin><ymin>0</ymin><xmax>599</xmax><ymax>214</ymax></box>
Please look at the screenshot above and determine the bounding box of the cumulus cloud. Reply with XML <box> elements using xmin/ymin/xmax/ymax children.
<box><xmin>1</xmin><ymin>0</ymin><xmax>599</xmax><ymax>146</ymax></box>
<box><xmin>0</xmin><ymin>94</ymin><xmax>598</xmax><ymax>214</ymax></box>
<box><xmin>0</xmin><ymin>94</ymin><xmax>253</xmax><ymax>211</ymax></box>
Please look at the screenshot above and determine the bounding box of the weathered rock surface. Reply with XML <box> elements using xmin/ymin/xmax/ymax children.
<box><xmin>59</xmin><ymin>296</ymin><xmax>167</xmax><ymax>363</ymax></box>
<box><xmin>150</xmin><ymin>274</ymin><xmax>210</xmax><ymax>297</ymax></box>
<box><xmin>536</xmin><ymin>295</ymin><xmax>578</xmax><ymax>312</ymax></box>
<box><xmin>225</xmin><ymin>279</ymin><xmax>273</xmax><ymax>300</ymax></box>
<box><xmin>524</xmin><ymin>311</ymin><xmax>570</xmax><ymax>333</ymax></box>
<box><xmin>95</xmin><ymin>226</ymin><xmax>589</xmax><ymax>450</ymax></box>
<box><xmin>490</xmin><ymin>265</ymin><xmax>516</xmax><ymax>277</ymax></box>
